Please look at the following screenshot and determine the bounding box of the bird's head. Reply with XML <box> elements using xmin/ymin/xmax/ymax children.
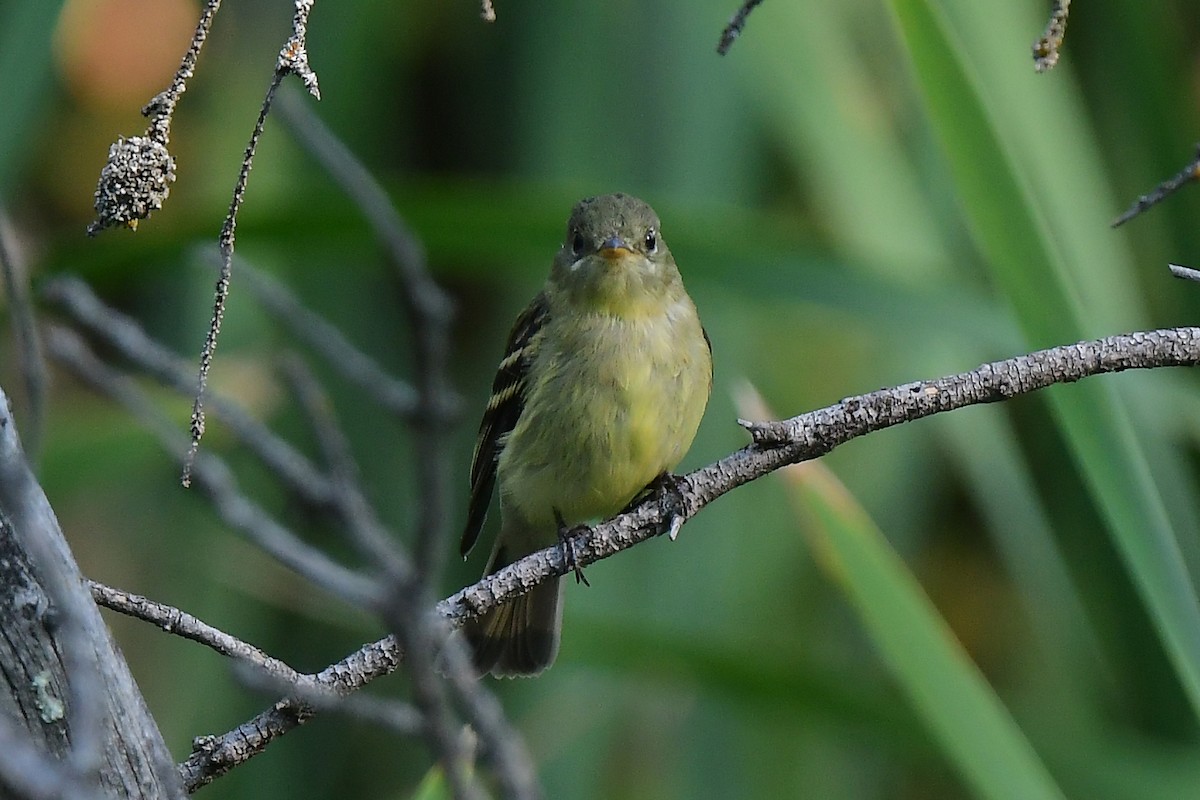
<box><xmin>550</xmin><ymin>193</ymin><xmax>679</xmax><ymax>316</ymax></box>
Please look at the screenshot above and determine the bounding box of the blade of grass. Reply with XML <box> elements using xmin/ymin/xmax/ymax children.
<box><xmin>887</xmin><ymin>0</ymin><xmax>1200</xmax><ymax>718</ymax></box>
<box><xmin>737</xmin><ymin>384</ymin><xmax>1066</xmax><ymax>800</ymax></box>
<box><xmin>0</xmin><ymin>0</ymin><xmax>64</xmax><ymax>202</ymax></box>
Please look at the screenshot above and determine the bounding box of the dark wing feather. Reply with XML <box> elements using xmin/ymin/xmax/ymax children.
<box><xmin>460</xmin><ymin>292</ymin><xmax>550</xmax><ymax>558</ymax></box>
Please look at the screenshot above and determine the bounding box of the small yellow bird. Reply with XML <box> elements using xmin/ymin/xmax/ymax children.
<box><xmin>460</xmin><ymin>193</ymin><xmax>713</xmax><ymax>677</ymax></box>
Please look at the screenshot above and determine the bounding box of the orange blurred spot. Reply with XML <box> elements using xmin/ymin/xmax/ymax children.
<box><xmin>55</xmin><ymin>0</ymin><xmax>198</xmax><ymax>111</ymax></box>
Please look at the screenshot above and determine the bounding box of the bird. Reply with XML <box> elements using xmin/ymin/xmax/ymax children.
<box><xmin>460</xmin><ymin>193</ymin><xmax>713</xmax><ymax>677</ymax></box>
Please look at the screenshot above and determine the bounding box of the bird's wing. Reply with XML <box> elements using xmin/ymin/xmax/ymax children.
<box><xmin>460</xmin><ymin>292</ymin><xmax>550</xmax><ymax>558</ymax></box>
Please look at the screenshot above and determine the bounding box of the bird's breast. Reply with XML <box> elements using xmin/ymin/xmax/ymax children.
<box><xmin>499</xmin><ymin>303</ymin><xmax>710</xmax><ymax>528</ymax></box>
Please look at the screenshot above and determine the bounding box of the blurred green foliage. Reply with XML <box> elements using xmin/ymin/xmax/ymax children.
<box><xmin>3</xmin><ymin>0</ymin><xmax>1200</xmax><ymax>797</ymax></box>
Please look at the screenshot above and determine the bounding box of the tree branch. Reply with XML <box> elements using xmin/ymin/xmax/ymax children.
<box><xmin>717</xmin><ymin>0</ymin><xmax>766</xmax><ymax>55</ymax></box>
<box><xmin>439</xmin><ymin>328</ymin><xmax>1200</xmax><ymax>627</ymax></box>
<box><xmin>1112</xmin><ymin>144</ymin><xmax>1200</xmax><ymax>227</ymax></box>
<box><xmin>169</xmin><ymin>324</ymin><xmax>1200</xmax><ymax>788</ymax></box>
<box><xmin>88</xmin><ymin>581</ymin><xmax>305</xmax><ymax>686</ymax></box>
<box><xmin>1032</xmin><ymin>0</ymin><xmax>1071</xmax><ymax>72</ymax></box>
<box><xmin>184</xmin><ymin>0</ymin><xmax>322</xmax><ymax>486</ymax></box>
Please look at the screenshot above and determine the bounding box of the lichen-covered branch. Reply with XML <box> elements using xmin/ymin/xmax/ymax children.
<box><xmin>182</xmin><ymin>0</ymin><xmax>321</xmax><ymax>485</ymax></box>
<box><xmin>1032</xmin><ymin>0</ymin><xmax>1071</xmax><ymax>72</ymax></box>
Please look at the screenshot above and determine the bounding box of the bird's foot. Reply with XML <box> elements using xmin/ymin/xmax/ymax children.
<box><xmin>553</xmin><ymin>507</ymin><xmax>591</xmax><ymax>586</ymax></box>
<box><xmin>651</xmin><ymin>472</ymin><xmax>689</xmax><ymax>541</ymax></box>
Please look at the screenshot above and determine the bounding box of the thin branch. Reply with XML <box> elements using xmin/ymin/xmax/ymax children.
<box><xmin>53</xmin><ymin>292</ymin><xmax>524</xmax><ymax>794</ymax></box>
<box><xmin>0</xmin><ymin>209</ymin><xmax>46</xmax><ymax>458</ymax></box>
<box><xmin>45</xmin><ymin>326</ymin><xmax>381</xmax><ymax>611</ymax></box>
<box><xmin>180</xmin><ymin>634</ymin><xmax>403</xmax><ymax>791</ymax></box>
<box><xmin>42</xmin><ymin>276</ymin><xmax>337</xmax><ymax>510</ymax></box>
<box><xmin>274</xmin><ymin>89</ymin><xmax>448</xmax><ymax>348</ymax></box>
<box><xmin>146</xmin><ymin>0</ymin><xmax>223</xmax><ymax>144</ymax></box>
<box><xmin>381</xmin><ymin>600</ymin><xmax>484</xmax><ymax>800</ymax></box>
<box><xmin>437</xmin><ymin>630</ymin><xmax>541</xmax><ymax>799</ymax></box>
<box><xmin>1032</xmin><ymin>0</ymin><xmax>1071</xmax><ymax>72</ymax></box>
<box><xmin>278</xmin><ymin>83</ymin><xmax>459</xmax><ymax>597</ymax></box>
<box><xmin>46</xmin><ymin>326</ymin><xmax>493</xmax><ymax>794</ymax></box>
<box><xmin>231</xmin><ymin>660</ymin><xmax>423</xmax><ymax>737</ymax></box>
<box><xmin>1170</xmin><ymin>264</ymin><xmax>1200</xmax><ymax>283</ymax></box>
<box><xmin>717</xmin><ymin>0</ymin><xmax>766</xmax><ymax>55</ymax></box>
<box><xmin>184</xmin><ymin>0</ymin><xmax>321</xmax><ymax>486</ymax></box>
<box><xmin>88</xmin><ymin>581</ymin><xmax>304</xmax><ymax>686</ymax></box>
<box><xmin>1112</xmin><ymin>144</ymin><xmax>1200</xmax><ymax>227</ymax></box>
<box><xmin>91</xmin><ymin>578</ymin><xmax>423</xmax><ymax>739</ymax></box>
<box><xmin>279</xmin><ymin>355</ymin><xmax>490</xmax><ymax>797</ymax></box>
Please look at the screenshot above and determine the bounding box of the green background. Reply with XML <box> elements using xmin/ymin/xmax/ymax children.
<box><xmin>3</xmin><ymin>0</ymin><xmax>1200</xmax><ymax>797</ymax></box>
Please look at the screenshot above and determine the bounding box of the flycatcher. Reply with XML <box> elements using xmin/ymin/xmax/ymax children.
<box><xmin>460</xmin><ymin>193</ymin><xmax>713</xmax><ymax>677</ymax></box>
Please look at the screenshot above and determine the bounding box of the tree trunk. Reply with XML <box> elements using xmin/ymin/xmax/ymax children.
<box><xmin>0</xmin><ymin>388</ymin><xmax>183</xmax><ymax>798</ymax></box>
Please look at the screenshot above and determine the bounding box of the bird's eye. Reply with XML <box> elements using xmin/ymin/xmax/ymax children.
<box><xmin>570</xmin><ymin>231</ymin><xmax>586</xmax><ymax>257</ymax></box>
<box><xmin>644</xmin><ymin>229</ymin><xmax>658</xmax><ymax>253</ymax></box>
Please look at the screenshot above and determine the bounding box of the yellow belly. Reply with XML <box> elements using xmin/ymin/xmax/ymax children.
<box><xmin>498</xmin><ymin>305</ymin><xmax>710</xmax><ymax>530</ymax></box>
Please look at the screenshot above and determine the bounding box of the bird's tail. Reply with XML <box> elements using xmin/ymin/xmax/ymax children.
<box><xmin>463</xmin><ymin>543</ymin><xmax>564</xmax><ymax>678</ymax></box>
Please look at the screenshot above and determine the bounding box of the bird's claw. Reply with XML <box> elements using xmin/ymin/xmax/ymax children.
<box><xmin>554</xmin><ymin>508</ymin><xmax>591</xmax><ymax>586</ymax></box>
<box><xmin>651</xmin><ymin>472</ymin><xmax>689</xmax><ymax>541</ymax></box>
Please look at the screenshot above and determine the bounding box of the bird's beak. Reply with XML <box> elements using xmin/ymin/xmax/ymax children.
<box><xmin>598</xmin><ymin>236</ymin><xmax>634</xmax><ymax>260</ymax></box>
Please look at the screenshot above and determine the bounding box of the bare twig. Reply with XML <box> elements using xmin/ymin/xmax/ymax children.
<box><xmin>184</xmin><ymin>0</ymin><xmax>322</xmax><ymax>486</ymax></box>
<box><xmin>231</xmin><ymin>660</ymin><xmax>423</xmax><ymax>737</ymax></box>
<box><xmin>180</xmin><ymin>634</ymin><xmax>403</xmax><ymax>791</ymax></box>
<box><xmin>439</xmin><ymin>327</ymin><xmax>1200</xmax><ymax>626</ymax></box>
<box><xmin>1170</xmin><ymin>264</ymin><xmax>1200</xmax><ymax>283</ymax></box>
<box><xmin>717</xmin><ymin>0</ymin><xmax>766</xmax><ymax>55</ymax></box>
<box><xmin>437</xmin><ymin>632</ymin><xmax>541</xmax><ymax>799</ymax></box>
<box><xmin>45</xmin><ymin>326</ymin><xmax>381</xmax><ymax>611</ymax></box>
<box><xmin>91</xmin><ymin>578</ymin><xmax>424</xmax><ymax>738</ymax></box>
<box><xmin>52</xmin><ymin>287</ymin><xmax>523</xmax><ymax>794</ymax></box>
<box><xmin>89</xmin><ymin>581</ymin><xmax>304</xmax><ymax>685</ymax></box>
<box><xmin>42</xmin><ymin>276</ymin><xmax>337</xmax><ymax>510</ymax></box>
<box><xmin>281</xmin><ymin>349</ymin><xmax>486</xmax><ymax>797</ymax></box>
<box><xmin>1112</xmin><ymin>144</ymin><xmax>1200</xmax><ymax>228</ymax></box>
<box><xmin>274</xmin><ymin>90</ymin><xmax>445</xmax><ymax>343</ymax></box>
<box><xmin>1032</xmin><ymin>0</ymin><xmax>1071</xmax><ymax>72</ymax></box>
<box><xmin>0</xmin><ymin>210</ymin><xmax>46</xmax><ymax>458</ymax></box>
<box><xmin>146</xmin><ymin>0</ymin><xmax>223</xmax><ymax>144</ymax></box>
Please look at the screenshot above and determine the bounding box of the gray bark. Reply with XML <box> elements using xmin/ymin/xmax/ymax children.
<box><xmin>0</xmin><ymin>388</ymin><xmax>182</xmax><ymax>799</ymax></box>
